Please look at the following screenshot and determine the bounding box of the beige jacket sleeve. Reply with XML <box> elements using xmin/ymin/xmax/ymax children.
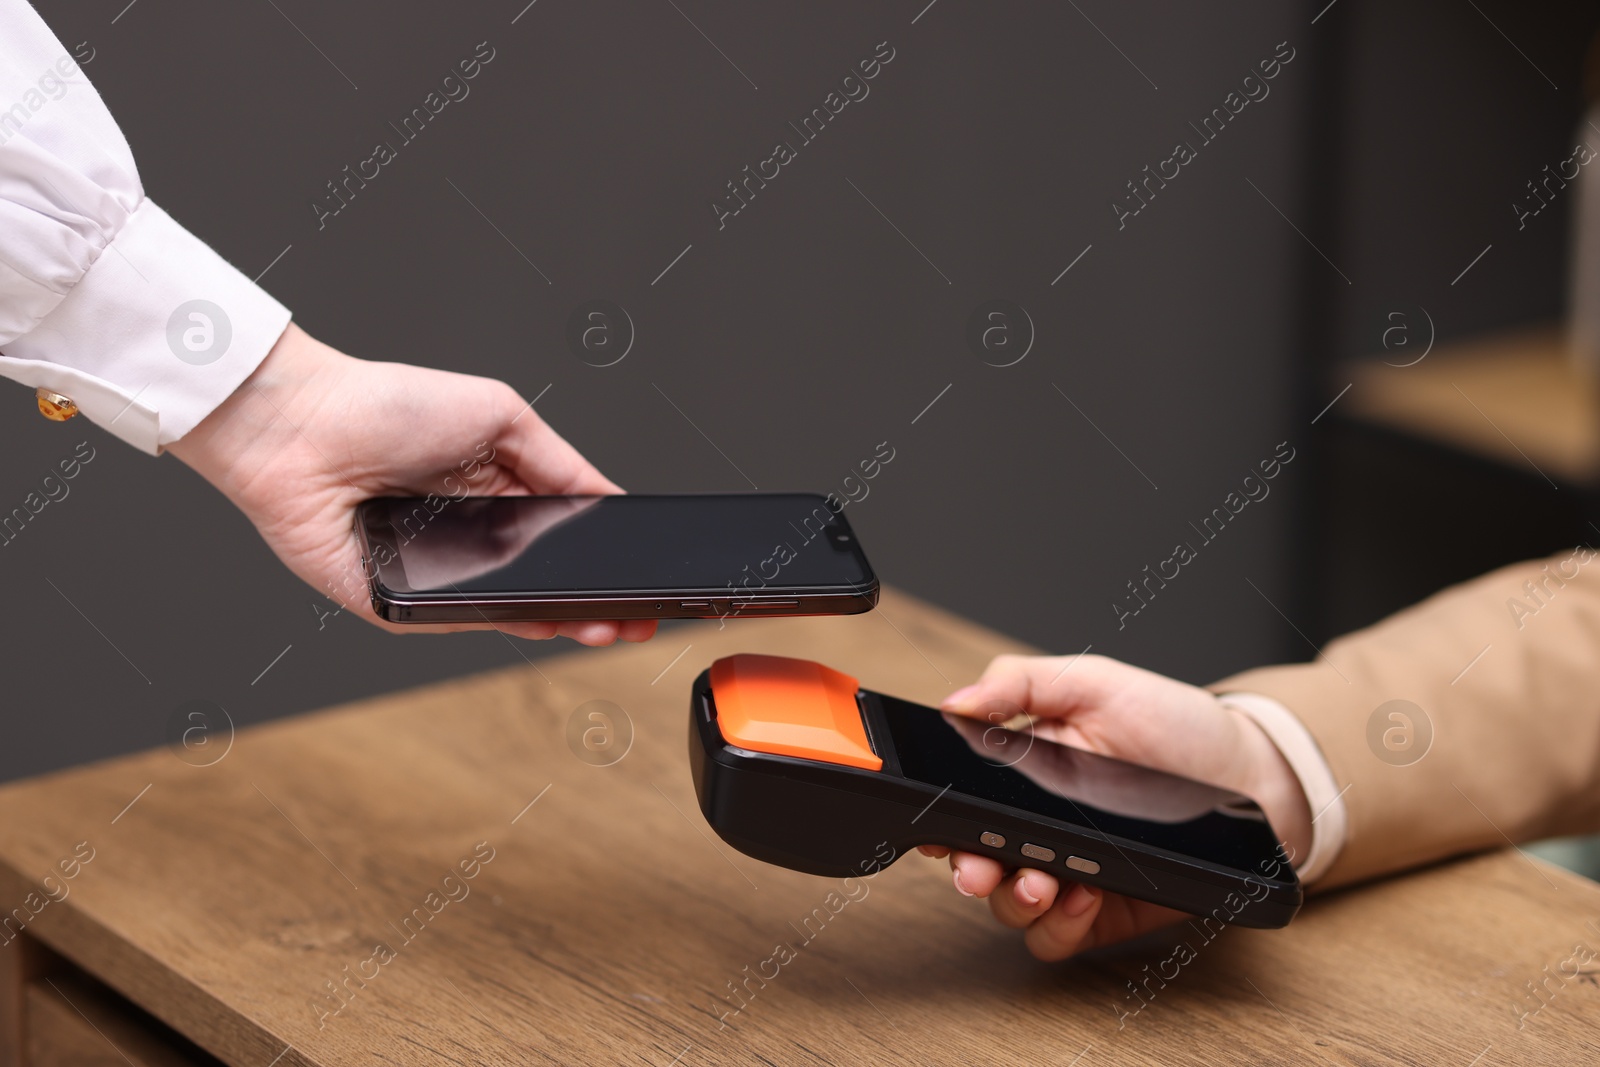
<box><xmin>1212</xmin><ymin>546</ymin><xmax>1600</xmax><ymax>890</ymax></box>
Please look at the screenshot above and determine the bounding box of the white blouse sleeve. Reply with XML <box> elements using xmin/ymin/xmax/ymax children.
<box><xmin>0</xmin><ymin>0</ymin><xmax>290</xmax><ymax>454</ymax></box>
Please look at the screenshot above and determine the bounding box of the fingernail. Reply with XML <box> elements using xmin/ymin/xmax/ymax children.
<box><xmin>952</xmin><ymin>870</ymin><xmax>975</xmax><ymax>897</ymax></box>
<box><xmin>916</xmin><ymin>845</ymin><xmax>940</xmax><ymax>858</ymax></box>
<box><xmin>1062</xmin><ymin>883</ymin><xmax>1099</xmax><ymax>917</ymax></box>
<box><xmin>1016</xmin><ymin>875</ymin><xmax>1041</xmax><ymax>907</ymax></box>
<box><xmin>942</xmin><ymin>685</ymin><xmax>981</xmax><ymax>710</ymax></box>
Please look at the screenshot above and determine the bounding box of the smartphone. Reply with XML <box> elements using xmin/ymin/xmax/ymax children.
<box><xmin>690</xmin><ymin>655</ymin><xmax>1301</xmax><ymax>928</ymax></box>
<box><xmin>354</xmin><ymin>493</ymin><xmax>879</xmax><ymax>623</ymax></box>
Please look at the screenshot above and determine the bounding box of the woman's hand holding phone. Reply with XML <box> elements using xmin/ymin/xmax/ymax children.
<box><xmin>168</xmin><ymin>323</ymin><xmax>658</xmax><ymax>646</ymax></box>
<box><xmin>921</xmin><ymin>654</ymin><xmax>1312</xmax><ymax>961</ymax></box>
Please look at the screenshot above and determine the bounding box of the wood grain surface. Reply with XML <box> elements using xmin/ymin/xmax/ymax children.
<box><xmin>1</xmin><ymin>587</ymin><xmax>1598</xmax><ymax>1067</ymax></box>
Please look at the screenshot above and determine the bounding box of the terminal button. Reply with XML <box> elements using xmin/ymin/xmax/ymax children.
<box><xmin>1019</xmin><ymin>843</ymin><xmax>1056</xmax><ymax>863</ymax></box>
<box><xmin>979</xmin><ymin>831</ymin><xmax>1006</xmax><ymax>848</ymax></box>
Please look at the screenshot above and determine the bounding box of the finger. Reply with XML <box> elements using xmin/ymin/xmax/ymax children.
<box><xmin>366</xmin><ymin>611</ymin><xmax>558</xmax><ymax>641</ymax></box>
<box><xmin>369</xmin><ymin>613</ymin><xmax>632</xmax><ymax>645</ymax></box>
<box><xmin>614</xmin><ymin>619</ymin><xmax>659</xmax><ymax>643</ymax></box>
<box><xmin>1023</xmin><ymin>883</ymin><xmax>1104</xmax><ymax>962</ymax></box>
<box><xmin>940</xmin><ymin>652</ymin><xmax>1102</xmax><ymax>719</ymax></box>
<box><xmin>1080</xmin><ymin>893</ymin><xmax>1189</xmax><ymax>949</ymax></box>
<box><xmin>353</xmin><ymin>602</ymin><xmax>519</xmax><ymax>638</ymax></box>
<box><xmin>988</xmin><ymin>869</ymin><xmax>1059</xmax><ymax>929</ymax></box>
<box><xmin>493</xmin><ymin>390</ymin><xmax>620</xmax><ymax>496</ymax></box>
<box><xmin>917</xmin><ymin>845</ymin><xmax>951</xmax><ymax>859</ymax></box>
<box><xmin>949</xmin><ymin>851</ymin><xmax>1007</xmax><ymax>898</ymax></box>
<box><xmin>498</xmin><ymin>621</ymin><xmax>560</xmax><ymax>641</ymax></box>
<box><xmin>556</xmin><ymin>620</ymin><xmax>623</xmax><ymax>646</ymax></box>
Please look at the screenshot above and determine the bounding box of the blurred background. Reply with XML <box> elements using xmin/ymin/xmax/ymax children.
<box><xmin>5</xmin><ymin>0</ymin><xmax>1600</xmax><ymax>891</ymax></box>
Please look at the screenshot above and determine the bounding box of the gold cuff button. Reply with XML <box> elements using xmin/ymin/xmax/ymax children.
<box><xmin>36</xmin><ymin>388</ymin><xmax>79</xmax><ymax>422</ymax></box>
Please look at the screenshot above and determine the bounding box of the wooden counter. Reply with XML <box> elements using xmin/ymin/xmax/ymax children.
<box><xmin>1</xmin><ymin>588</ymin><xmax>1596</xmax><ymax>1066</ymax></box>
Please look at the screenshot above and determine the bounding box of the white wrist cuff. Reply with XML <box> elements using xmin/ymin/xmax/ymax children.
<box><xmin>1218</xmin><ymin>691</ymin><xmax>1348</xmax><ymax>884</ymax></box>
<box><xmin>0</xmin><ymin>198</ymin><xmax>290</xmax><ymax>454</ymax></box>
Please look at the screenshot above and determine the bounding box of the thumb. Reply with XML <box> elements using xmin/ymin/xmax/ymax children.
<box><xmin>940</xmin><ymin>652</ymin><xmax>1102</xmax><ymax>722</ymax></box>
<box><xmin>494</xmin><ymin>396</ymin><xmax>620</xmax><ymax>496</ymax></box>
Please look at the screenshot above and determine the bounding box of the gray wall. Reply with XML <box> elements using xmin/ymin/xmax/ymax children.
<box><xmin>1</xmin><ymin>0</ymin><xmax>1313</xmax><ymax>782</ymax></box>
<box><xmin>1330</xmin><ymin>0</ymin><xmax>1600</xmax><ymax>359</ymax></box>
<box><xmin>1307</xmin><ymin>0</ymin><xmax>1600</xmax><ymax>640</ymax></box>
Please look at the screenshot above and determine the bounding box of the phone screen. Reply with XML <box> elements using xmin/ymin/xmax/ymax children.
<box><xmin>365</xmin><ymin>493</ymin><xmax>875</xmax><ymax>595</ymax></box>
<box><xmin>874</xmin><ymin>695</ymin><xmax>1283</xmax><ymax>873</ymax></box>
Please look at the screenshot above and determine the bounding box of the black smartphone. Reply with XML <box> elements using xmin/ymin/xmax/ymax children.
<box><xmin>354</xmin><ymin>493</ymin><xmax>879</xmax><ymax>623</ymax></box>
<box><xmin>690</xmin><ymin>655</ymin><xmax>1300</xmax><ymax>928</ymax></box>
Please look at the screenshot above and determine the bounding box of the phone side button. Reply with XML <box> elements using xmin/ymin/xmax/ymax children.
<box><xmin>979</xmin><ymin>831</ymin><xmax>1006</xmax><ymax>848</ymax></box>
<box><xmin>1064</xmin><ymin>856</ymin><xmax>1101</xmax><ymax>875</ymax></box>
<box><xmin>730</xmin><ymin>599</ymin><xmax>800</xmax><ymax>608</ymax></box>
<box><xmin>1019</xmin><ymin>843</ymin><xmax>1056</xmax><ymax>863</ymax></box>
<box><xmin>679</xmin><ymin>601</ymin><xmax>711</xmax><ymax>609</ymax></box>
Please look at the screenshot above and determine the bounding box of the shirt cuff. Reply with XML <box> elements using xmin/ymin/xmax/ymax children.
<box><xmin>0</xmin><ymin>198</ymin><xmax>290</xmax><ymax>455</ymax></box>
<box><xmin>1217</xmin><ymin>691</ymin><xmax>1348</xmax><ymax>884</ymax></box>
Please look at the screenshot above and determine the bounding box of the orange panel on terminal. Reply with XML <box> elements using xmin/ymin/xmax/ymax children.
<box><xmin>708</xmin><ymin>654</ymin><xmax>882</xmax><ymax>771</ymax></box>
